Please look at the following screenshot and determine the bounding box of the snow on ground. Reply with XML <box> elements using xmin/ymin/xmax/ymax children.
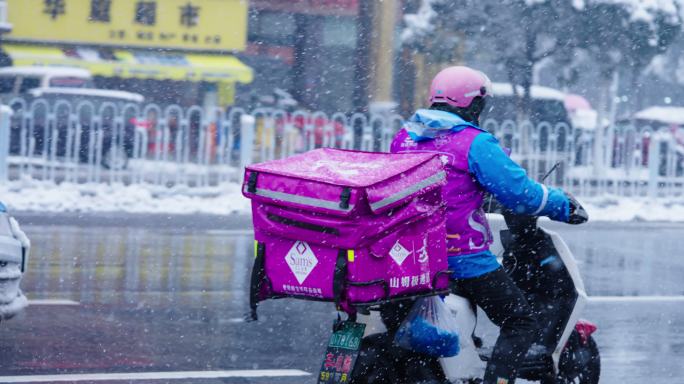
<box><xmin>0</xmin><ymin>178</ymin><xmax>251</xmax><ymax>216</ymax></box>
<box><xmin>580</xmin><ymin>194</ymin><xmax>684</xmax><ymax>222</ymax></box>
<box><xmin>2</xmin><ymin>178</ymin><xmax>684</xmax><ymax>222</ymax></box>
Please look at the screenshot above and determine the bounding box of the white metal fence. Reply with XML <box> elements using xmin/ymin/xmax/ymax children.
<box><xmin>0</xmin><ymin>98</ymin><xmax>682</xmax><ymax>199</ymax></box>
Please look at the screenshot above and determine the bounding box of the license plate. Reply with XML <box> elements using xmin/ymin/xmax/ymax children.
<box><xmin>317</xmin><ymin>320</ymin><xmax>366</xmax><ymax>384</ymax></box>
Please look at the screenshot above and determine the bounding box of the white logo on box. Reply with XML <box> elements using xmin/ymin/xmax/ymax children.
<box><xmin>389</xmin><ymin>241</ymin><xmax>410</xmax><ymax>266</ymax></box>
<box><xmin>417</xmin><ymin>237</ymin><xmax>429</xmax><ymax>263</ymax></box>
<box><xmin>286</xmin><ymin>241</ymin><xmax>318</xmax><ymax>284</ymax></box>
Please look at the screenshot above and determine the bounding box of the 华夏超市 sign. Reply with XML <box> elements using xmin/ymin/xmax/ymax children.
<box><xmin>6</xmin><ymin>0</ymin><xmax>247</xmax><ymax>52</ymax></box>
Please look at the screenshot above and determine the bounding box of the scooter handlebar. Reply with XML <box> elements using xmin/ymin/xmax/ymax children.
<box><xmin>566</xmin><ymin>192</ymin><xmax>589</xmax><ymax>225</ymax></box>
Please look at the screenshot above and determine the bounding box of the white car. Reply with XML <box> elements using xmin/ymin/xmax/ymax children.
<box><xmin>0</xmin><ymin>66</ymin><xmax>93</xmax><ymax>99</ymax></box>
<box><xmin>0</xmin><ymin>202</ymin><xmax>30</xmax><ymax>322</ymax></box>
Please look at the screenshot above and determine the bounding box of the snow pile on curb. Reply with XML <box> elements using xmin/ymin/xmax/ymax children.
<box><xmin>0</xmin><ymin>178</ymin><xmax>251</xmax><ymax>215</ymax></box>
<box><xmin>581</xmin><ymin>194</ymin><xmax>684</xmax><ymax>222</ymax></box>
<box><xmin>3</xmin><ymin>179</ymin><xmax>684</xmax><ymax>222</ymax></box>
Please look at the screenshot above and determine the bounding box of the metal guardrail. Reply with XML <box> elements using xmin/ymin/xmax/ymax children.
<box><xmin>1</xmin><ymin>99</ymin><xmax>407</xmax><ymax>189</ymax></box>
<box><xmin>569</xmin><ymin>124</ymin><xmax>684</xmax><ymax>198</ymax></box>
<box><xmin>0</xmin><ymin>105</ymin><xmax>11</xmax><ymax>182</ymax></box>
<box><xmin>1</xmin><ymin>97</ymin><xmax>681</xmax><ymax>199</ymax></box>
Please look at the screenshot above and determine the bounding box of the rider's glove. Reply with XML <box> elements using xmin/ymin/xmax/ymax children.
<box><xmin>566</xmin><ymin>192</ymin><xmax>588</xmax><ymax>225</ymax></box>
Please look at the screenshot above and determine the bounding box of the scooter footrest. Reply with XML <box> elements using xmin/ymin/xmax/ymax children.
<box><xmin>518</xmin><ymin>355</ymin><xmax>554</xmax><ymax>379</ymax></box>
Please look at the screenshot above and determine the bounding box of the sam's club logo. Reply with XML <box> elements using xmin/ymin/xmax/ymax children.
<box><xmin>286</xmin><ymin>241</ymin><xmax>318</xmax><ymax>284</ymax></box>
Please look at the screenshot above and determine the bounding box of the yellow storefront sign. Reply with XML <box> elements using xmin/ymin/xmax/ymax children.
<box><xmin>6</xmin><ymin>0</ymin><xmax>248</xmax><ymax>52</ymax></box>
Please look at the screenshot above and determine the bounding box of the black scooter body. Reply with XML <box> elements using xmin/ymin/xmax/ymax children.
<box><xmin>499</xmin><ymin>215</ymin><xmax>579</xmax><ymax>380</ymax></box>
<box><xmin>348</xmin><ymin>213</ymin><xmax>599</xmax><ymax>383</ymax></box>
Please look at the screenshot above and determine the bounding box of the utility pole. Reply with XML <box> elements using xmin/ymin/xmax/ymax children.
<box><xmin>368</xmin><ymin>0</ymin><xmax>398</xmax><ymax>110</ymax></box>
<box><xmin>352</xmin><ymin>1</ymin><xmax>373</xmax><ymax>112</ymax></box>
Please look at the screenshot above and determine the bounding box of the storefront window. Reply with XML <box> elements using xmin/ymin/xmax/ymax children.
<box><xmin>18</xmin><ymin>77</ymin><xmax>41</xmax><ymax>93</ymax></box>
<box><xmin>248</xmin><ymin>10</ymin><xmax>296</xmax><ymax>46</ymax></box>
<box><xmin>322</xmin><ymin>16</ymin><xmax>357</xmax><ymax>48</ymax></box>
<box><xmin>0</xmin><ymin>76</ymin><xmax>16</xmax><ymax>93</ymax></box>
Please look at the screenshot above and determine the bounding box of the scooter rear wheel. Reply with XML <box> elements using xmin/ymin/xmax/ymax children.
<box><xmin>542</xmin><ymin>330</ymin><xmax>600</xmax><ymax>384</ymax></box>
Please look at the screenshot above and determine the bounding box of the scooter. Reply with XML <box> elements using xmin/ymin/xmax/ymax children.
<box><xmin>346</xmin><ymin>211</ymin><xmax>600</xmax><ymax>384</ymax></box>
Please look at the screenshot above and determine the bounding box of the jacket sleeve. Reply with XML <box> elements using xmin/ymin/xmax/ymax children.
<box><xmin>467</xmin><ymin>132</ymin><xmax>570</xmax><ymax>222</ymax></box>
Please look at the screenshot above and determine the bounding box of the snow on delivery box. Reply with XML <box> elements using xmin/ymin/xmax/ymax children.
<box><xmin>243</xmin><ymin>148</ymin><xmax>451</xmax><ymax>317</ymax></box>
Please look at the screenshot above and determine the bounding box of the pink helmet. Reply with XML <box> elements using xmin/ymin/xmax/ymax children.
<box><xmin>429</xmin><ymin>66</ymin><xmax>492</xmax><ymax>108</ymax></box>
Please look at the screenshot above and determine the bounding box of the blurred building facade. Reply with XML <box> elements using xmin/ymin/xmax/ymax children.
<box><xmin>1</xmin><ymin>0</ymin><xmax>434</xmax><ymax>115</ymax></box>
<box><xmin>242</xmin><ymin>0</ymin><xmax>402</xmax><ymax>114</ymax></box>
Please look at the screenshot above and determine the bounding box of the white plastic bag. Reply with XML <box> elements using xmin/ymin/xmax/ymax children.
<box><xmin>394</xmin><ymin>296</ymin><xmax>460</xmax><ymax>357</ymax></box>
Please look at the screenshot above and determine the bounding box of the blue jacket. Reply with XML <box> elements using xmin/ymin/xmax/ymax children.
<box><xmin>402</xmin><ymin>109</ymin><xmax>570</xmax><ymax>278</ymax></box>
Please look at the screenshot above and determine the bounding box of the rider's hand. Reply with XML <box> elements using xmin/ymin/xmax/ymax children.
<box><xmin>565</xmin><ymin>192</ymin><xmax>588</xmax><ymax>225</ymax></box>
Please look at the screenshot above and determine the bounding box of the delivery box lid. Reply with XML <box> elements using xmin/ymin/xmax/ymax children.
<box><xmin>243</xmin><ymin>148</ymin><xmax>445</xmax><ymax>216</ymax></box>
<box><xmin>247</xmin><ymin>148</ymin><xmax>438</xmax><ymax>187</ymax></box>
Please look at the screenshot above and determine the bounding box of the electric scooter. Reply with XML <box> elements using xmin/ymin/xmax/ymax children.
<box><xmin>347</xmin><ymin>211</ymin><xmax>600</xmax><ymax>384</ymax></box>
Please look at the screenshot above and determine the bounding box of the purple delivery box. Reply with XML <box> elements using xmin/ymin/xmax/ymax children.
<box><xmin>243</xmin><ymin>148</ymin><xmax>450</xmax><ymax>317</ymax></box>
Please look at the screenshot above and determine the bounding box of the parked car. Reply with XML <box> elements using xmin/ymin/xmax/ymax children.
<box><xmin>630</xmin><ymin>106</ymin><xmax>684</xmax><ymax>167</ymax></box>
<box><xmin>565</xmin><ymin>93</ymin><xmax>598</xmax><ymax>131</ymax></box>
<box><xmin>0</xmin><ymin>66</ymin><xmax>93</xmax><ymax>101</ymax></box>
<box><xmin>633</xmin><ymin>106</ymin><xmax>684</xmax><ymax>130</ymax></box>
<box><xmin>485</xmin><ymin>83</ymin><xmax>573</xmax><ymax>183</ymax></box>
<box><xmin>9</xmin><ymin>87</ymin><xmax>144</xmax><ymax>170</ymax></box>
<box><xmin>0</xmin><ymin>202</ymin><xmax>30</xmax><ymax>323</ymax></box>
<box><xmin>487</xmin><ymin>83</ymin><xmax>573</xmax><ymax>127</ymax></box>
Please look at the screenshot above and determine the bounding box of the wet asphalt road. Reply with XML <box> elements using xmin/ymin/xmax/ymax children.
<box><xmin>1</xmin><ymin>213</ymin><xmax>683</xmax><ymax>383</ymax></box>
